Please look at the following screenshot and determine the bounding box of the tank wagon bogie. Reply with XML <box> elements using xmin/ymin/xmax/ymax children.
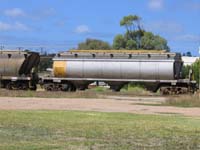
<box><xmin>0</xmin><ymin>50</ymin><xmax>40</xmax><ymax>90</ymax></box>
<box><xmin>40</xmin><ymin>51</ymin><xmax>197</xmax><ymax>94</ymax></box>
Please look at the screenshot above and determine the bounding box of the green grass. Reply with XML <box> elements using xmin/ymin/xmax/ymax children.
<box><xmin>0</xmin><ymin>111</ymin><xmax>200</xmax><ymax>150</ymax></box>
<box><xmin>121</xmin><ymin>85</ymin><xmax>150</xmax><ymax>95</ymax></box>
<box><xmin>91</xmin><ymin>86</ymin><xmax>108</xmax><ymax>92</ymax></box>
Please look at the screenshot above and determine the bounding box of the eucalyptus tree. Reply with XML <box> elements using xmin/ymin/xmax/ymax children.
<box><xmin>120</xmin><ymin>15</ymin><xmax>144</xmax><ymax>48</ymax></box>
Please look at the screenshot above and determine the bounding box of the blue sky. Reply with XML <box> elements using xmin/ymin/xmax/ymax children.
<box><xmin>0</xmin><ymin>0</ymin><xmax>200</xmax><ymax>55</ymax></box>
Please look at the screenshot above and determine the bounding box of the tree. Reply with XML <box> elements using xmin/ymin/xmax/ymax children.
<box><xmin>113</xmin><ymin>30</ymin><xmax>170</xmax><ymax>51</ymax></box>
<box><xmin>192</xmin><ymin>59</ymin><xmax>200</xmax><ymax>84</ymax></box>
<box><xmin>78</xmin><ymin>39</ymin><xmax>111</xmax><ymax>50</ymax></box>
<box><xmin>182</xmin><ymin>65</ymin><xmax>191</xmax><ymax>79</ymax></box>
<box><xmin>120</xmin><ymin>15</ymin><xmax>141</xmax><ymax>38</ymax></box>
<box><xmin>113</xmin><ymin>14</ymin><xmax>170</xmax><ymax>51</ymax></box>
<box><xmin>120</xmin><ymin>15</ymin><xmax>143</xmax><ymax>48</ymax></box>
<box><xmin>113</xmin><ymin>34</ymin><xmax>126</xmax><ymax>49</ymax></box>
<box><xmin>141</xmin><ymin>32</ymin><xmax>169</xmax><ymax>50</ymax></box>
<box><xmin>182</xmin><ymin>59</ymin><xmax>199</xmax><ymax>84</ymax></box>
<box><xmin>140</xmin><ymin>32</ymin><xmax>155</xmax><ymax>50</ymax></box>
<box><xmin>153</xmin><ymin>35</ymin><xmax>169</xmax><ymax>50</ymax></box>
<box><xmin>126</xmin><ymin>40</ymin><xmax>137</xmax><ymax>50</ymax></box>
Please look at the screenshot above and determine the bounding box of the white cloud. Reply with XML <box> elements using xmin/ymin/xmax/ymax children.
<box><xmin>147</xmin><ymin>21</ymin><xmax>184</xmax><ymax>34</ymax></box>
<box><xmin>14</xmin><ymin>22</ymin><xmax>30</xmax><ymax>31</ymax></box>
<box><xmin>31</xmin><ymin>8</ymin><xmax>56</xmax><ymax>20</ymax></box>
<box><xmin>184</xmin><ymin>2</ymin><xmax>200</xmax><ymax>11</ymax></box>
<box><xmin>56</xmin><ymin>21</ymin><xmax>66</xmax><ymax>27</ymax></box>
<box><xmin>148</xmin><ymin>0</ymin><xmax>164</xmax><ymax>10</ymax></box>
<box><xmin>175</xmin><ymin>34</ymin><xmax>200</xmax><ymax>42</ymax></box>
<box><xmin>41</xmin><ymin>8</ymin><xmax>56</xmax><ymax>17</ymax></box>
<box><xmin>75</xmin><ymin>25</ymin><xmax>90</xmax><ymax>34</ymax></box>
<box><xmin>4</xmin><ymin>8</ymin><xmax>25</xmax><ymax>17</ymax></box>
<box><xmin>0</xmin><ymin>21</ymin><xmax>30</xmax><ymax>31</ymax></box>
<box><xmin>0</xmin><ymin>22</ymin><xmax>11</xmax><ymax>31</ymax></box>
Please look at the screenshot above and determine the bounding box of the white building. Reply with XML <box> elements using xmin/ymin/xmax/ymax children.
<box><xmin>182</xmin><ymin>56</ymin><xmax>199</xmax><ymax>66</ymax></box>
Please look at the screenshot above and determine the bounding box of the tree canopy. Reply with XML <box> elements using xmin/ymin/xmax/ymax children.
<box><xmin>78</xmin><ymin>39</ymin><xmax>111</xmax><ymax>50</ymax></box>
<box><xmin>113</xmin><ymin>15</ymin><xmax>170</xmax><ymax>51</ymax></box>
<box><xmin>120</xmin><ymin>15</ymin><xmax>141</xmax><ymax>35</ymax></box>
<box><xmin>141</xmin><ymin>32</ymin><xmax>169</xmax><ymax>50</ymax></box>
<box><xmin>112</xmin><ymin>31</ymin><xmax>169</xmax><ymax>50</ymax></box>
<box><xmin>182</xmin><ymin>59</ymin><xmax>200</xmax><ymax>84</ymax></box>
<box><xmin>113</xmin><ymin>34</ymin><xmax>126</xmax><ymax>50</ymax></box>
<box><xmin>77</xmin><ymin>15</ymin><xmax>170</xmax><ymax>51</ymax></box>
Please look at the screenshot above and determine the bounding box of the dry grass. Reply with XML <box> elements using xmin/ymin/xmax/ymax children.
<box><xmin>0</xmin><ymin>86</ymin><xmax>154</xmax><ymax>98</ymax></box>
<box><xmin>0</xmin><ymin>89</ymin><xmax>100</xmax><ymax>99</ymax></box>
<box><xmin>164</xmin><ymin>91</ymin><xmax>200</xmax><ymax>107</ymax></box>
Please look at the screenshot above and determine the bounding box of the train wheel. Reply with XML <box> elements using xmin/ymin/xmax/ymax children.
<box><xmin>6</xmin><ymin>82</ymin><xmax>13</xmax><ymax>90</ymax></box>
<box><xmin>68</xmin><ymin>85</ymin><xmax>74</xmax><ymax>92</ymax></box>
<box><xmin>44</xmin><ymin>83</ymin><xmax>54</xmax><ymax>91</ymax></box>
<box><xmin>22</xmin><ymin>83</ymin><xmax>29</xmax><ymax>90</ymax></box>
<box><xmin>70</xmin><ymin>84</ymin><xmax>77</xmax><ymax>92</ymax></box>
<box><xmin>30</xmin><ymin>85</ymin><xmax>37</xmax><ymax>91</ymax></box>
<box><xmin>62</xmin><ymin>83</ymin><xmax>76</xmax><ymax>92</ymax></box>
<box><xmin>17</xmin><ymin>82</ymin><xmax>29</xmax><ymax>90</ymax></box>
<box><xmin>57</xmin><ymin>84</ymin><xmax>63</xmax><ymax>91</ymax></box>
<box><xmin>43</xmin><ymin>82</ymin><xmax>76</xmax><ymax>92</ymax></box>
<box><xmin>61</xmin><ymin>84</ymin><xmax>69</xmax><ymax>91</ymax></box>
<box><xmin>160</xmin><ymin>87</ymin><xmax>170</xmax><ymax>95</ymax></box>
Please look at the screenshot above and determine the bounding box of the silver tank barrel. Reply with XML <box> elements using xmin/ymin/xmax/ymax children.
<box><xmin>53</xmin><ymin>52</ymin><xmax>183</xmax><ymax>80</ymax></box>
<box><xmin>0</xmin><ymin>51</ymin><xmax>40</xmax><ymax>77</ymax></box>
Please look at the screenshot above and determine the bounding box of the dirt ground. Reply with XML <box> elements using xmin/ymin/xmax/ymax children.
<box><xmin>0</xmin><ymin>96</ymin><xmax>200</xmax><ymax>117</ymax></box>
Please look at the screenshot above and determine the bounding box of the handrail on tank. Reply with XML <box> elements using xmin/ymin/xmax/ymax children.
<box><xmin>0</xmin><ymin>50</ymin><xmax>26</xmax><ymax>54</ymax></box>
<box><xmin>68</xmin><ymin>49</ymin><xmax>168</xmax><ymax>54</ymax></box>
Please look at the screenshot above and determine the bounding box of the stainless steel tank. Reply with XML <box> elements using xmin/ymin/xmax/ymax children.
<box><xmin>65</xmin><ymin>60</ymin><xmax>174</xmax><ymax>80</ymax></box>
<box><xmin>53</xmin><ymin>52</ymin><xmax>183</xmax><ymax>80</ymax></box>
<box><xmin>0</xmin><ymin>51</ymin><xmax>40</xmax><ymax>77</ymax></box>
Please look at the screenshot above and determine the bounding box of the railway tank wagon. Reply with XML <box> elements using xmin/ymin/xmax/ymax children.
<box><xmin>41</xmin><ymin>50</ymin><xmax>196</xmax><ymax>94</ymax></box>
<box><xmin>0</xmin><ymin>50</ymin><xmax>40</xmax><ymax>90</ymax></box>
